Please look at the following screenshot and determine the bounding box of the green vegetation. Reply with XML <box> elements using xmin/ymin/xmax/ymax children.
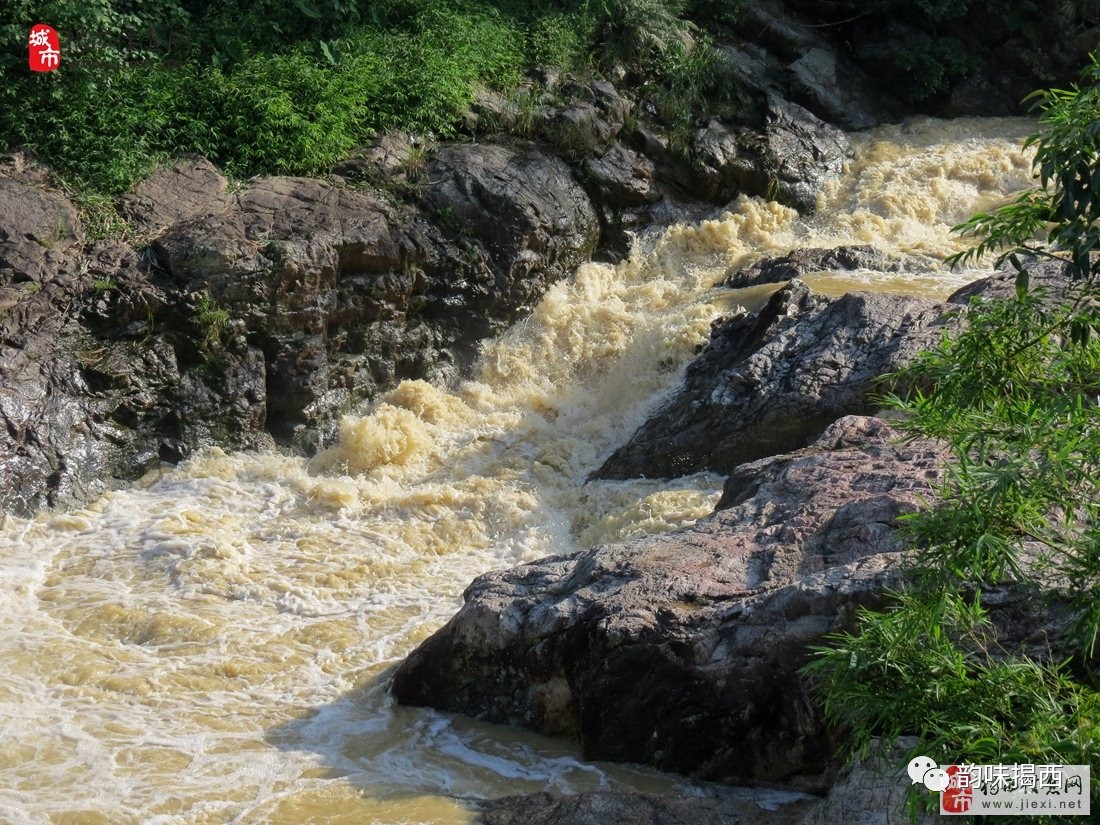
<box><xmin>804</xmin><ymin>57</ymin><xmax>1100</xmax><ymax>818</ymax></box>
<box><xmin>814</xmin><ymin>0</ymin><xmax>1095</xmax><ymax>103</ymax></box>
<box><xmin>1</xmin><ymin>0</ymin><xmax>731</xmax><ymax>194</ymax></box>
<box><xmin>193</xmin><ymin>292</ymin><xmax>232</xmax><ymax>356</ymax></box>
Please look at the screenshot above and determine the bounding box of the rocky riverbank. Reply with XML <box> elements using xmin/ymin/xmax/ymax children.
<box><xmin>391</xmin><ymin>265</ymin><xmax>1071</xmax><ymax>822</ymax></box>
<box><xmin>2</xmin><ymin>74</ymin><xmax>859</xmax><ymax>515</ymax></box>
<box><xmin>1</xmin><ymin>4</ymin><xmax>1088</xmax><ymax>822</ymax></box>
<box><xmin>4</xmin><ymin>0</ymin><xmax>1091</xmax><ymax>515</ymax></box>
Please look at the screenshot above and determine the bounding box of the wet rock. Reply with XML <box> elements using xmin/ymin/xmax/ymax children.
<box><xmin>392</xmin><ymin>416</ymin><xmax>950</xmax><ymax>789</ymax></box>
<box><xmin>1</xmin><ymin>141</ymin><xmax>601</xmax><ymax>511</ymax></box>
<box><xmin>723</xmin><ymin>246</ymin><xmax>903</xmax><ymax>289</ymax></box>
<box><xmin>0</xmin><ymin>234</ymin><xmax>274</xmax><ymax>514</ymax></box>
<box><xmin>0</xmin><ymin>177</ymin><xmax>81</xmax><ymax>285</ymax></box>
<box><xmin>478</xmin><ymin>743</ymin><xmax>932</xmax><ymax>825</ymax></box>
<box><xmin>120</xmin><ymin>157</ymin><xmax>231</xmax><ymax>230</ymax></box>
<box><xmin>583</xmin><ymin>146</ymin><xmax>659</xmax><ymax>208</ymax></box>
<box><xmin>478</xmin><ymin>788</ymin><xmax>815</xmax><ymax>825</ymax></box>
<box><xmin>594</xmin><ymin>280</ymin><xmax>953</xmax><ymax>480</ymax></box>
<box><xmin>947</xmin><ymin>258</ymin><xmax>1071</xmax><ymax>304</ymax></box>
<box><xmin>784</xmin><ymin>47</ymin><xmax>883</xmax><ymax>132</ymax></box>
<box><xmin>421</xmin><ymin>142</ymin><xmax>600</xmax><ymax>321</ymax></box>
<box><xmin>692</xmin><ymin>97</ymin><xmax>851</xmax><ymax>213</ymax></box>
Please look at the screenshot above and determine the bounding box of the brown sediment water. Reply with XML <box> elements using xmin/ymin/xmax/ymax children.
<box><xmin>0</xmin><ymin>117</ymin><xmax>1036</xmax><ymax>824</ymax></box>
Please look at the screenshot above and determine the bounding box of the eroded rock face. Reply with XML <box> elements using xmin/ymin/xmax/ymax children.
<box><xmin>392</xmin><ymin>417</ymin><xmax>948</xmax><ymax>790</ymax></box>
<box><xmin>0</xmin><ymin>176</ymin><xmax>81</xmax><ymax>287</ymax></box>
<box><xmin>421</xmin><ymin>142</ymin><xmax>600</xmax><ymax>326</ymax></box>
<box><xmin>583</xmin><ymin>146</ymin><xmax>659</xmax><ymax>209</ymax></box>
<box><xmin>692</xmin><ymin>97</ymin><xmax>851</xmax><ymax>213</ymax></box>
<box><xmin>120</xmin><ymin>157</ymin><xmax>231</xmax><ymax>230</ymax></box>
<box><xmin>0</xmin><ymin>142</ymin><xmax>600</xmax><ymax>512</ymax></box>
<box><xmin>594</xmin><ymin>280</ymin><xmax>953</xmax><ymax>481</ymax></box>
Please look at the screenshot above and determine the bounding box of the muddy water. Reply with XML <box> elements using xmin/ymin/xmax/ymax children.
<box><xmin>0</xmin><ymin>117</ymin><xmax>1036</xmax><ymax>824</ymax></box>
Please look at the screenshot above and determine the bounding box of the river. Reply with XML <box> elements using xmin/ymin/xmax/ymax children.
<box><xmin>0</xmin><ymin>117</ymin><xmax>1036</xmax><ymax>824</ymax></box>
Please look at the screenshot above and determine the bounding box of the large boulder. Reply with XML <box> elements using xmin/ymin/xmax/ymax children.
<box><xmin>582</xmin><ymin>146</ymin><xmax>659</xmax><ymax>209</ymax></box>
<box><xmin>421</xmin><ymin>142</ymin><xmax>600</xmax><ymax>315</ymax></box>
<box><xmin>392</xmin><ymin>417</ymin><xmax>949</xmax><ymax>790</ymax></box>
<box><xmin>0</xmin><ymin>176</ymin><xmax>81</xmax><ymax>288</ymax></box>
<box><xmin>1</xmin><ymin>141</ymin><xmax>600</xmax><ymax>512</ymax></box>
<box><xmin>394</xmin><ymin>417</ymin><xmax>1063</xmax><ymax>792</ymax></box>
<box><xmin>594</xmin><ymin>280</ymin><xmax>953</xmax><ymax>481</ymax></box>
<box><xmin>120</xmin><ymin>156</ymin><xmax>231</xmax><ymax>230</ymax></box>
<box><xmin>691</xmin><ymin>97</ymin><xmax>851</xmax><ymax>213</ymax></box>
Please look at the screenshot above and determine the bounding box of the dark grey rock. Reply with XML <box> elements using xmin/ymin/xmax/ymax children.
<box><xmin>784</xmin><ymin>47</ymin><xmax>884</xmax><ymax>132</ymax></box>
<box><xmin>692</xmin><ymin>97</ymin><xmax>851</xmax><ymax>213</ymax></box>
<box><xmin>724</xmin><ymin>246</ymin><xmax>904</xmax><ymax>289</ymax></box>
<box><xmin>0</xmin><ymin>177</ymin><xmax>81</xmax><ymax>286</ymax></box>
<box><xmin>583</xmin><ymin>146</ymin><xmax>659</xmax><ymax>208</ymax></box>
<box><xmin>594</xmin><ymin>280</ymin><xmax>953</xmax><ymax>480</ymax></box>
<box><xmin>478</xmin><ymin>746</ymin><xmax>933</xmax><ymax>825</ymax></box>
<box><xmin>1</xmin><ymin>141</ymin><xmax>602</xmax><ymax>512</ymax></box>
<box><xmin>947</xmin><ymin>259</ymin><xmax>1071</xmax><ymax>304</ymax></box>
<box><xmin>393</xmin><ymin>417</ymin><xmax>949</xmax><ymax>790</ymax></box>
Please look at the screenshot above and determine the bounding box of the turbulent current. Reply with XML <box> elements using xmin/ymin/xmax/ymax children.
<box><xmin>0</xmin><ymin>118</ymin><xmax>1036</xmax><ymax>824</ymax></box>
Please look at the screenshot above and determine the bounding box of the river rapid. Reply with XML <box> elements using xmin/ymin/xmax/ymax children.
<box><xmin>0</xmin><ymin>117</ymin><xmax>1036</xmax><ymax>824</ymax></box>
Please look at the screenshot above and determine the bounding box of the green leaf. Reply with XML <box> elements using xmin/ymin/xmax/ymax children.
<box><xmin>294</xmin><ymin>0</ymin><xmax>323</xmax><ymax>20</ymax></box>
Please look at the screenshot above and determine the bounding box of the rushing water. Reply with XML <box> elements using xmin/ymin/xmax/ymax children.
<box><xmin>0</xmin><ymin>118</ymin><xmax>1036</xmax><ymax>824</ymax></box>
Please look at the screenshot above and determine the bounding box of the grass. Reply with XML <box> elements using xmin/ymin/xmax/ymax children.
<box><xmin>0</xmin><ymin>0</ymin><xmax>733</xmax><ymax>196</ymax></box>
<box><xmin>194</xmin><ymin>293</ymin><xmax>232</xmax><ymax>355</ymax></box>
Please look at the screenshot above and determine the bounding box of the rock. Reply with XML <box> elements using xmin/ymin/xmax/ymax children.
<box><xmin>120</xmin><ymin>157</ymin><xmax>231</xmax><ymax>230</ymax></box>
<box><xmin>717</xmin><ymin>43</ymin><xmax>785</xmax><ymax>99</ymax></box>
<box><xmin>534</xmin><ymin>79</ymin><xmax>633</xmax><ymax>158</ymax></box>
<box><xmin>1</xmin><ymin>141</ymin><xmax>602</xmax><ymax>511</ymax></box>
<box><xmin>583</xmin><ymin>146</ymin><xmax>659</xmax><ymax>208</ymax></box>
<box><xmin>478</xmin><ymin>788</ymin><xmax>815</xmax><ymax>825</ymax></box>
<box><xmin>594</xmin><ymin>280</ymin><xmax>953</xmax><ymax>480</ymax></box>
<box><xmin>421</xmin><ymin>142</ymin><xmax>600</xmax><ymax>322</ymax></box>
<box><xmin>801</xmin><ymin>742</ymin><xmax>928</xmax><ymax>825</ymax></box>
<box><xmin>784</xmin><ymin>48</ymin><xmax>884</xmax><ymax>132</ymax></box>
<box><xmin>0</xmin><ymin>235</ymin><xmax>273</xmax><ymax>515</ymax></box>
<box><xmin>731</xmin><ymin>0</ymin><xmax>820</xmax><ymax>63</ymax></box>
<box><xmin>0</xmin><ymin>177</ymin><xmax>81</xmax><ymax>285</ymax></box>
<box><xmin>392</xmin><ymin>416</ymin><xmax>950</xmax><ymax>789</ymax></box>
<box><xmin>947</xmin><ymin>258</ymin><xmax>1071</xmax><ymax>304</ymax></box>
<box><xmin>723</xmin><ymin>246</ymin><xmax>903</xmax><ymax>289</ymax></box>
<box><xmin>330</xmin><ymin>132</ymin><xmax>430</xmax><ymax>185</ymax></box>
<box><xmin>477</xmin><ymin>742</ymin><xmax>932</xmax><ymax>825</ymax></box>
<box><xmin>692</xmin><ymin>98</ymin><xmax>851</xmax><ymax>213</ymax></box>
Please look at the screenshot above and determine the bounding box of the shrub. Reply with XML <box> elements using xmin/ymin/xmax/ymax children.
<box><xmin>804</xmin><ymin>56</ymin><xmax>1100</xmax><ymax>818</ymax></box>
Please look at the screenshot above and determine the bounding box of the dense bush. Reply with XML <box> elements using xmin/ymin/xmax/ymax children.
<box><xmin>805</xmin><ymin>57</ymin><xmax>1100</xmax><ymax>819</ymax></box>
<box><xmin>789</xmin><ymin>0</ymin><xmax>1087</xmax><ymax>103</ymax></box>
<box><xmin>1</xmin><ymin>0</ymin><xmax>726</xmax><ymax>193</ymax></box>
